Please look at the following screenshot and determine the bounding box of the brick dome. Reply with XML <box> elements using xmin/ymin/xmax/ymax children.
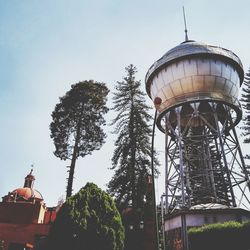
<box><xmin>13</xmin><ymin>187</ymin><xmax>43</xmax><ymax>201</ymax></box>
<box><xmin>2</xmin><ymin>169</ymin><xmax>44</xmax><ymax>203</ymax></box>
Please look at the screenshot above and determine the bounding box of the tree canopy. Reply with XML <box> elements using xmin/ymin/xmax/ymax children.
<box><xmin>50</xmin><ymin>80</ymin><xmax>109</xmax><ymax>197</ymax></box>
<box><xmin>47</xmin><ymin>183</ymin><xmax>124</xmax><ymax>250</ymax></box>
<box><xmin>107</xmin><ymin>64</ymin><xmax>158</xmax><ymax>212</ymax></box>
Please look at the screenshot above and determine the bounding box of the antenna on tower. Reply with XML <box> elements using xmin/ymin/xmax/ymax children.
<box><xmin>182</xmin><ymin>6</ymin><xmax>189</xmax><ymax>41</ymax></box>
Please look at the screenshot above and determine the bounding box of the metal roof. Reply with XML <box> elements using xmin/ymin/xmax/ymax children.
<box><xmin>145</xmin><ymin>40</ymin><xmax>244</xmax><ymax>97</ymax></box>
<box><xmin>190</xmin><ymin>203</ymin><xmax>230</xmax><ymax>210</ymax></box>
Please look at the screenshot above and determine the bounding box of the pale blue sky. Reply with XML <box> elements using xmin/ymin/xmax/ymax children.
<box><xmin>0</xmin><ymin>0</ymin><xmax>250</xmax><ymax>206</ymax></box>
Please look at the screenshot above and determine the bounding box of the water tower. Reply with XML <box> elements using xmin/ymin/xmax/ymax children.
<box><xmin>145</xmin><ymin>39</ymin><xmax>250</xmax><ymax>249</ymax></box>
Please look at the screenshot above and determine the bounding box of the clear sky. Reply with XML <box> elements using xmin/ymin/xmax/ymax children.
<box><xmin>0</xmin><ymin>0</ymin><xmax>250</xmax><ymax>207</ymax></box>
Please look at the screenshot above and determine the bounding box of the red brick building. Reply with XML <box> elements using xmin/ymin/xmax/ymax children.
<box><xmin>0</xmin><ymin>170</ymin><xmax>58</xmax><ymax>250</ymax></box>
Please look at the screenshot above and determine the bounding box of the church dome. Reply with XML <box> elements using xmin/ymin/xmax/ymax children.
<box><xmin>13</xmin><ymin>187</ymin><xmax>43</xmax><ymax>201</ymax></box>
<box><xmin>2</xmin><ymin>169</ymin><xmax>44</xmax><ymax>203</ymax></box>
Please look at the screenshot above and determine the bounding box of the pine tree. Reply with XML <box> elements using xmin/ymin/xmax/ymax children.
<box><xmin>241</xmin><ymin>68</ymin><xmax>250</xmax><ymax>159</ymax></box>
<box><xmin>50</xmin><ymin>80</ymin><xmax>109</xmax><ymax>198</ymax></box>
<box><xmin>107</xmin><ymin>64</ymin><xmax>158</xmax><ymax>212</ymax></box>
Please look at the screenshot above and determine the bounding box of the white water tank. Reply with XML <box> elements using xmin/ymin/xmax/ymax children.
<box><xmin>145</xmin><ymin>40</ymin><xmax>244</xmax><ymax>121</ymax></box>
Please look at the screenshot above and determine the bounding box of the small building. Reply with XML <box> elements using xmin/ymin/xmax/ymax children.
<box><xmin>164</xmin><ymin>203</ymin><xmax>250</xmax><ymax>250</ymax></box>
<box><xmin>0</xmin><ymin>170</ymin><xmax>58</xmax><ymax>250</ymax></box>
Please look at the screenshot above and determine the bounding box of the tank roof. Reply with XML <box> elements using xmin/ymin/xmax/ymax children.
<box><xmin>190</xmin><ymin>203</ymin><xmax>230</xmax><ymax>210</ymax></box>
<box><xmin>145</xmin><ymin>40</ymin><xmax>244</xmax><ymax>98</ymax></box>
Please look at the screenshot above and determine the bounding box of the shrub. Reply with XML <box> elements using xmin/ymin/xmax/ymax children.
<box><xmin>47</xmin><ymin>183</ymin><xmax>124</xmax><ymax>250</ymax></box>
<box><xmin>188</xmin><ymin>221</ymin><xmax>250</xmax><ymax>250</ymax></box>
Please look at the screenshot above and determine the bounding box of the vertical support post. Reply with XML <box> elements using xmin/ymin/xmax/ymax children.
<box><xmin>176</xmin><ymin>108</ymin><xmax>189</xmax><ymax>250</ymax></box>
<box><xmin>151</xmin><ymin>110</ymin><xmax>160</xmax><ymax>250</ymax></box>
<box><xmin>165</xmin><ymin>115</ymin><xmax>169</xmax><ymax>214</ymax></box>
<box><xmin>176</xmin><ymin>109</ymin><xmax>186</xmax><ymax>206</ymax></box>
<box><xmin>204</xmin><ymin>127</ymin><xmax>218</xmax><ymax>202</ymax></box>
<box><xmin>181</xmin><ymin>214</ymin><xmax>189</xmax><ymax>250</ymax></box>
<box><xmin>213</xmin><ymin>132</ymin><xmax>231</xmax><ymax>204</ymax></box>
<box><xmin>161</xmin><ymin>195</ymin><xmax>166</xmax><ymax>250</ymax></box>
<box><xmin>213</xmin><ymin>104</ymin><xmax>236</xmax><ymax>207</ymax></box>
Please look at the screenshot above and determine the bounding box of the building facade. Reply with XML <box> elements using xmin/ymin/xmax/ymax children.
<box><xmin>0</xmin><ymin>170</ymin><xmax>58</xmax><ymax>250</ymax></box>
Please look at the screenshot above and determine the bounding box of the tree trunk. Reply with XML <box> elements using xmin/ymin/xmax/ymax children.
<box><xmin>129</xmin><ymin>108</ymin><xmax>137</xmax><ymax>209</ymax></box>
<box><xmin>131</xmin><ymin>141</ymin><xmax>136</xmax><ymax>209</ymax></box>
<box><xmin>66</xmin><ymin>120</ymin><xmax>82</xmax><ymax>198</ymax></box>
<box><xmin>66</xmin><ymin>147</ymin><xmax>77</xmax><ymax>198</ymax></box>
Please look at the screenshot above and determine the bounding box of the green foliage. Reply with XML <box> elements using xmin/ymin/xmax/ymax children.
<box><xmin>50</xmin><ymin>80</ymin><xmax>109</xmax><ymax>160</ymax></box>
<box><xmin>188</xmin><ymin>221</ymin><xmax>250</xmax><ymax>250</ymax></box>
<box><xmin>47</xmin><ymin>183</ymin><xmax>124</xmax><ymax>250</ymax></box>
<box><xmin>50</xmin><ymin>80</ymin><xmax>109</xmax><ymax>197</ymax></box>
<box><xmin>107</xmin><ymin>64</ymin><xmax>159</xmax><ymax>213</ymax></box>
<box><xmin>188</xmin><ymin>220</ymin><xmax>242</xmax><ymax>234</ymax></box>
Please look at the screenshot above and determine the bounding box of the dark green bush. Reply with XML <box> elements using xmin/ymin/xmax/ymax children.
<box><xmin>47</xmin><ymin>183</ymin><xmax>125</xmax><ymax>250</ymax></box>
<box><xmin>188</xmin><ymin>221</ymin><xmax>250</xmax><ymax>250</ymax></box>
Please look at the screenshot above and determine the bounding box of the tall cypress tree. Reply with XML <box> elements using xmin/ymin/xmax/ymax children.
<box><xmin>241</xmin><ymin>68</ymin><xmax>250</xmax><ymax>160</ymax></box>
<box><xmin>107</xmin><ymin>64</ymin><xmax>158</xmax><ymax>213</ymax></box>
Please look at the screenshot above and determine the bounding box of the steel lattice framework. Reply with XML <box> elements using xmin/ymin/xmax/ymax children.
<box><xmin>145</xmin><ymin>39</ymin><xmax>250</xmax><ymax>250</ymax></box>
<box><xmin>162</xmin><ymin>101</ymin><xmax>250</xmax><ymax>212</ymax></box>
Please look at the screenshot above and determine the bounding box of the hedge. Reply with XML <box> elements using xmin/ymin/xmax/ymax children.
<box><xmin>188</xmin><ymin>221</ymin><xmax>250</xmax><ymax>250</ymax></box>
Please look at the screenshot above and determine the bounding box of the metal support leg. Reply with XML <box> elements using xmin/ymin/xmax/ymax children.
<box><xmin>213</xmin><ymin>104</ymin><xmax>236</xmax><ymax>207</ymax></box>
<box><xmin>177</xmin><ymin>109</ymin><xmax>189</xmax><ymax>250</ymax></box>
<box><xmin>165</xmin><ymin>116</ymin><xmax>169</xmax><ymax>214</ymax></box>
